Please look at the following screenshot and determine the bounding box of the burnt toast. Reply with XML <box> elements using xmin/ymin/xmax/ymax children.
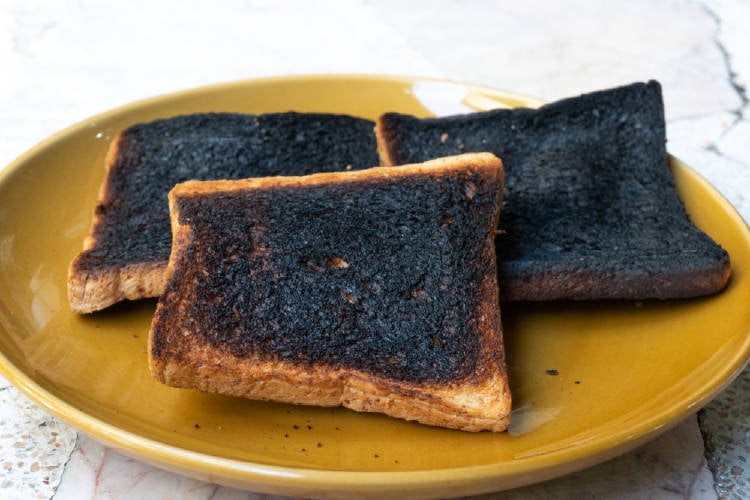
<box><xmin>68</xmin><ymin>112</ymin><xmax>380</xmax><ymax>313</ymax></box>
<box><xmin>148</xmin><ymin>153</ymin><xmax>511</xmax><ymax>432</ymax></box>
<box><xmin>376</xmin><ymin>81</ymin><xmax>731</xmax><ymax>301</ymax></box>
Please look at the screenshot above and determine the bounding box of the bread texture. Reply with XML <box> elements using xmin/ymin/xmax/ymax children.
<box><xmin>148</xmin><ymin>153</ymin><xmax>510</xmax><ymax>432</ymax></box>
<box><xmin>376</xmin><ymin>81</ymin><xmax>731</xmax><ymax>301</ymax></box>
<box><xmin>68</xmin><ymin>112</ymin><xmax>380</xmax><ymax>313</ymax></box>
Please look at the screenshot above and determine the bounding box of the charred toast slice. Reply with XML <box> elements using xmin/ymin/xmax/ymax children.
<box><xmin>148</xmin><ymin>153</ymin><xmax>510</xmax><ymax>432</ymax></box>
<box><xmin>376</xmin><ymin>81</ymin><xmax>730</xmax><ymax>301</ymax></box>
<box><xmin>68</xmin><ymin>112</ymin><xmax>380</xmax><ymax>313</ymax></box>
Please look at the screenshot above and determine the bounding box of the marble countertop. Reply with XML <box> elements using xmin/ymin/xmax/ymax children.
<box><xmin>1</xmin><ymin>0</ymin><xmax>748</xmax><ymax>498</ymax></box>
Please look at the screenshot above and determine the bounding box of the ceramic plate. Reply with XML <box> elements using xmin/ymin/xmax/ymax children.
<box><xmin>1</xmin><ymin>75</ymin><xmax>749</xmax><ymax>499</ymax></box>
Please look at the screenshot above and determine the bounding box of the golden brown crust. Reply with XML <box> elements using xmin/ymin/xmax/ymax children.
<box><xmin>67</xmin><ymin>259</ymin><xmax>166</xmax><ymax>314</ymax></box>
<box><xmin>151</xmin><ymin>352</ymin><xmax>511</xmax><ymax>432</ymax></box>
<box><xmin>171</xmin><ymin>152</ymin><xmax>501</xmax><ymax>196</ymax></box>
<box><xmin>374</xmin><ymin>115</ymin><xmax>399</xmax><ymax>166</ymax></box>
<box><xmin>149</xmin><ymin>153</ymin><xmax>511</xmax><ymax>432</ymax></box>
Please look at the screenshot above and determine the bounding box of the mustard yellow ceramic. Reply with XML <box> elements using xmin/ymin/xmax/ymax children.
<box><xmin>0</xmin><ymin>75</ymin><xmax>748</xmax><ymax>499</ymax></box>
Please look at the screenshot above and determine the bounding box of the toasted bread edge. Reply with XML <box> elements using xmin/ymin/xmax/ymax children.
<box><xmin>68</xmin><ymin>131</ymin><xmax>167</xmax><ymax>313</ymax></box>
<box><xmin>149</xmin><ymin>153</ymin><xmax>510</xmax><ymax>432</ymax></box>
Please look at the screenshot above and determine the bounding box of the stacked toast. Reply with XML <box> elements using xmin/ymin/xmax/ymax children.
<box><xmin>67</xmin><ymin>81</ymin><xmax>730</xmax><ymax>433</ymax></box>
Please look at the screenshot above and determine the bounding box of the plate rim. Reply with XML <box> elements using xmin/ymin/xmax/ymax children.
<box><xmin>1</xmin><ymin>74</ymin><xmax>749</xmax><ymax>497</ymax></box>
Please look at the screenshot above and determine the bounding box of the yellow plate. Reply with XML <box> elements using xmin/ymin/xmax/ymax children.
<box><xmin>1</xmin><ymin>75</ymin><xmax>749</xmax><ymax>499</ymax></box>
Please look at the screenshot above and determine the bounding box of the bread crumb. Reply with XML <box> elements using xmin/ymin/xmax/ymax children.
<box><xmin>327</xmin><ymin>256</ymin><xmax>350</xmax><ymax>269</ymax></box>
<box><xmin>341</xmin><ymin>290</ymin><xmax>357</xmax><ymax>304</ymax></box>
<box><xmin>463</xmin><ymin>182</ymin><xmax>477</xmax><ymax>201</ymax></box>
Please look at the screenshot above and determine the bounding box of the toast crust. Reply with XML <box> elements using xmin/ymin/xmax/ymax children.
<box><xmin>166</xmin><ymin>152</ymin><xmax>497</xmax><ymax>194</ymax></box>
<box><xmin>374</xmin><ymin>114</ymin><xmax>401</xmax><ymax>167</ymax></box>
<box><xmin>151</xmin><ymin>350</ymin><xmax>510</xmax><ymax>432</ymax></box>
<box><xmin>149</xmin><ymin>153</ymin><xmax>511</xmax><ymax>432</ymax></box>
<box><xmin>68</xmin><ymin>132</ymin><xmax>168</xmax><ymax>313</ymax></box>
<box><xmin>503</xmin><ymin>261</ymin><xmax>732</xmax><ymax>301</ymax></box>
<box><xmin>67</xmin><ymin>259</ymin><xmax>166</xmax><ymax>314</ymax></box>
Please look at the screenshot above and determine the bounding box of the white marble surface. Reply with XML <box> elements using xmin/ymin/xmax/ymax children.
<box><xmin>1</xmin><ymin>0</ymin><xmax>749</xmax><ymax>498</ymax></box>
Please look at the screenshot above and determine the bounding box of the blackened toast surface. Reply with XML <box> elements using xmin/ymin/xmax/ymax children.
<box><xmin>69</xmin><ymin>112</ymin><xmax>379</xmax><ymax>313</ymax></box>
<box><xmin>149</xmin><ymin>153</ymin><xmax>511</xmax><ymax>432</ymax></box>
<box><xmin>377</xmin><ymin>81</ymin><xmax>731</xmax><ymax>301</ymax></box>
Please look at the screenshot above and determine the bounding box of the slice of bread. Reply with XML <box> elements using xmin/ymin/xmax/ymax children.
<box><xmin>69</xmin><ymin>112</ymin><xmax>380</xmax><ymax>313</ymax></box>
<box><xmin>148</xmin><ymin>153</ymin><xmax>510</xmax><ymax>432</ymax></box>
<box><xmin>376</xmin><ymin>81</ymin><xmax>731</xmax><ymax>301</ymax></box>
